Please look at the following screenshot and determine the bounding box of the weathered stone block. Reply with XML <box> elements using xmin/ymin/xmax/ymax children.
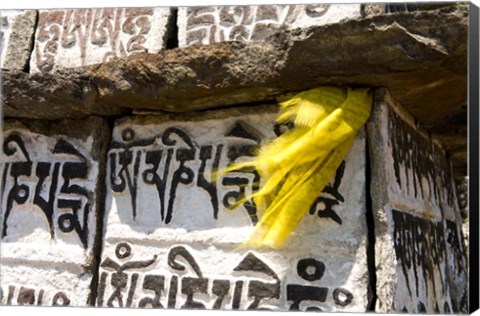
<box><xmin>178</xmin><ymin>4</ymin><xmax>361</xmax><ymax>47</ymax></box>
<box><xmin>0</xmin><ymin>117</ymin><xmax>109</xmax><ymax>306</ymax></box>
<box><xmin>99</xmin><ymin>106</ymin><xmax>369</xmax><ymax>311</ymax></box>
<box><xmin>367</xmin><ymin>89</ymin><xmax>468</xmax><ymax>313</ymax></box>
<box><xmin>0</xmin><ymin>10</ymin><xmax>37</xmax><ymax>71</ymax></box>
<box><xmin>30</xmin><ymin>7</ymin><xmax>172</xmax><ymax>73</ymax></box>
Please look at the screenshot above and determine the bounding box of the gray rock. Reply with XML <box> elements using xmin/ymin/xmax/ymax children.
<box><xmin>29</xmin><ymin>8</ymin><xmax>173</xmax><ymax>74</ymax></box>
<box><xmin>0</xmin><ymin>10</ymin><xmax>37</xmax><ymax>71</ymax></box>
<box><xmin>178</xmin><ymin>4</ymin><xmax>361</xmax><ymax>47</ymax></box>
<box><xmin>1</xmin><ymin>5</ymin><xmax>468</xmax><ymax>176</ymax></box>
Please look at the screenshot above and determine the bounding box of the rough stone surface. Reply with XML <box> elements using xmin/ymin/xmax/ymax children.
<box><xmin>0</xmin><ymin>117</ymin><xmax>110</xmax><ymax>306</ymax></box>
<box><xmin>0</xmin><ymin>10</ymin><xmax>37</xmax><ymax>71</ymax></box>
<box><xmin>455</xmin><ymin>176</ymin><xmax>468</xmax><ymax>220</ymax></box>
<box><xmin>1</xmin><ymin>5</ymin><xmax>468</xmax><ymax>177</ymax></box>
<box><xmin>2</xmin><ymin>5</ymin><xmax>467</xmax><ymax>121</ymax></box>
<box><xmin>30</xmin><ymin>8</ymin><xmax>172</xmax><ymax>74</ymax></box>
<box><xmin>98</xmin><ymin>106</ymin><xmax>369</xmax><ymax>311</ymax></box>
<box><xmin>178</xmin><ymin>4</ymin><xmax>361</xmax><ymax>47</ymax></box>
<box><xmin>367</xmin><ymin>89</ymin><xmax>468</xmax><ymax>314</ymax></box>
<box><xmin>362</xmin><ymin>2</ymin><xmax>461</xmax><ymax>17</ymax></box>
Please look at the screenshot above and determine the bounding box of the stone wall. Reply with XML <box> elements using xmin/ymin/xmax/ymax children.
<box><xmin>367</xmin><ymin>90</ymin><xmax>468</xmax><ymax>313</ymax></box>
<box><xmin>178</xmin><ymin>4</ymin><xmax>361</xmax><ymax>46</ymax></box>
<box><xmin>1</xmin><ymin>4</ymin><xmax>362</xmax><ymax>73</ymax></box>
<box><xmin>0</xmin><ymin>3</ymin><xmax>469</xmax><ymax>313</ymax></box>
<box><xmin>1</xmin><ymin>118</ymin><xmax>109</xmax><ymax>306</ymax></box>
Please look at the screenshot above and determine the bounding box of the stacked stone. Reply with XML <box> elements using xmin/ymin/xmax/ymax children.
<box><xmin>0</xmin><ymin>3</ymin><xmax>469</xmax><ymax>313</ymax></box>
<box><xmin>368</xmin><ymin>90</ymin><xmax>468</xmax><ymax>313</ymax></box>
<box><xmin>0</xmin><ymin>10</ymin><xmax>36</xmax><ymax>71</ymax></box>
<box><xmin>1</xmin><ymin>118</ymin><xmax>109</xmax><ymax>306</ymax></box>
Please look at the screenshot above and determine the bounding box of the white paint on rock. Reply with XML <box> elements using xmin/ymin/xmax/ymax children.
<box><xmin>0</xmin><ymin>126</ymin><xmax>101</xmax><ymax>306</ymax></box>
<box><xmin>369</xmin><ymin>92</ymin><xmax>468</xmax><ymax>313</ymax></box>
<box><xmin>100</xmin><ymin>108</ymin><xmax>369</xmax><ymax>311</ymax></box>
<box><xmin>178</xmin><ymin>4</ymin><xmax>361</xmax><ymax>47</ymax></box>
<box><xmin>30</xmin><ymin>7</ymin><xmax>171</xmax><ymax>73</ymax></box>
<box><xmin>0</xmin><ymin>264</ymin><xmax>91</xmax><ymax>306</ymax></box>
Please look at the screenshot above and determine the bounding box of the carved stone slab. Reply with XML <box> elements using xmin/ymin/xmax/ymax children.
<box><xmin>367</xmin><ymin>89</ymin><xmax>468</xmax><ymax>313</ymax></box>
<box><xmin>0</xmin><ymin>10</ymin><xmax>37</xmax><ymax>71</ymax></box>
<box><xmin>30</xmin><ymin>8</ymin><xmax>172</xmax><ymax>73</ymax></box>
<box><xmin>0</xmin><ymin>117</ymin><xmax>109</xmax><ymax>306</ymax></box>
<box><xmin>99</xmin><ymin>106</ymin><xmax>369</xmax><ymax>311</ymax></box>
<box><xmin>177</xmin><ymin>4</ymin><xmax>361</xmax><ymax>47</ymax></box>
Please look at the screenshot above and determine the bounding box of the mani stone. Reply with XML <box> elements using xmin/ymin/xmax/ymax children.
<box><xmin>0</xmin><ymin>10</ymin><xmax>37</xmax><ymax>71</ymax></box>
<box><xmin>0</xmin><ymin>117</ymin><xmax>109</xmax><ymax>307</ymax></box>
<box><xmin>178</xmin><ymin>4</ymin><xmax>361</xmax><ymax>47</ymax></box>
<box><xmin>29</xmin><ymin>7</ymin><xmax>172</xmax><ymax>74</ymax></box>
<box><xmin>367</xmin><ymin>89</ymin><xmax>468</xmax><ymax>314</ymax></box>
<box><xmin>98</xmin><ymin>106</ymin><xmax>369</xmax><ymax>311</ymax></box>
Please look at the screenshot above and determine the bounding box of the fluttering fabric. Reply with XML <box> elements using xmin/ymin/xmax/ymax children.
<box><xmin>224</xmin><ymin>86</ymin><xmax>372</xmax><ymax>249</ymax></box>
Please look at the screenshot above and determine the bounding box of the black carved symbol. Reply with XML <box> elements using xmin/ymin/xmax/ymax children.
<box><xmin>197</xmin><ymin>145</ymin><xmax>223</xmax><ymax>219</ymax></box>
<box><xmin>297</xmin><ymin>258</ymin><xmax>325</xmax><ymax>281</ymax></box>
<box><xmin>162</xmin><ymin>128</ymin><xmax>196</xmax><ymax>224</ymax></box>
<box><xmin>34</xmin><ymin>162</ymin><xmax>60</xmax><ymax>239</ymax></box>
<box><xmin>309</xmin><ymin>161</ymin><xmax>345</xmax><ymax>225</ymax></box>
<box><xmin>58</xmin><ymin>213</ymin><xmax>76</xmax><ymax>232</ymax></box>
<box><xmin>304</xmin><ymin>4</ymin><xmax>329</xmax><ymax>18</ymax></box>
<box><xmin>142</xmin><ymin>149</ymin><xmax>172</xmax><ymax>223</ymax></box>
<box><xmin>6</xmin><ymin>285</ymin><xmax>15</xmax><ymax>305</ymax></box>
<box><xmin>109</xmin><ymin>149</ymin><xmax>142</xmax><ymax>220</ymax></box>
<box><xmin>122</xmin><ymin>128</ymin><xmax>135</xmax><ymax>142</ymax></box>
<box><xmin>225</xmin><ymin>121</ymin><xmax>261</xmax><ymax>163</ymax></box>
<box><xmin>287</xmin><ymin>258</ymin><xmax>329</xmax><ymax>311</ymax></box>
<box><xmin>2</xmin><ymin>134</ymin><xmax>33</xmax><ymax>239</ymax></box>
<box><xmin>52</xmin><ymin>292</ymin><xmax>71</xmax><ymax>306</ymax></box>
<box><xmin>333</xmin><ymin>288</ymin><xmax>353</xmax><ymax>307</ymax></box>
<box><xmin>211</xmin><ymin>279</ymin><xmax>230</xmax><ymax>309</ymax></box>
<box><xmin>100</xmin><ymin>243</ymin><xmax>157</xmax><ymax>307</ymax></box>
<box><xmin>417</xmin><ymin>301</ymin><xmax>427</xmax><ymax>313</ymax></box>
<box><xmin>168</xmin><ymin>246</ymin><xmax>207</xmax><ymax>309</ymax></box>
<box><xmin>233</xmin><ymin>252</ymin><xmax>280</xmax><ymax>310</ymax></box>
<box><xmin>1</xmin><ymin>136</ymin><xmax>94</xmax><ymax>247</ymax></box>
<box><xmin>138</xmin><ymin>275</ymin><xmax>165</xmax><ymax>308</ymax></box>
<box><xmin>392</xmin><ymin>209</ymin><xmax>447</xmax><ymax>298</ymax></box>
<box><xmin>116</xmin><ymin>242</ymin><xmax>132</xmax><ymax>259</ymax></box>
<box><xmin>17</xmin><ymin>287</ymin><xmax>35</xmax><ymax>305</ymax></box>
<box><xmin>2</xmin><ymin>160</ymin><xmax>32</xmax><ymax>238</ymax></box>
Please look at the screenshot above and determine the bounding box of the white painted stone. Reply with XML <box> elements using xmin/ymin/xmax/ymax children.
<box><xmin>368</xmin><ymin>90</ymin><xmax>468</xmax><ymax>313</ymax></box>
<box><xmin>30</xmin><ymin>7</ymin><xmax>172</xmax><ymax>73</ymax></box>
<box><xmin>0</xmin><ymin>118</ymin><xmax>108</xmax><ymax>306</ymax></box>
<box><xmin>99</xmin><ymin>107</ymin><xmax>369</xmax><ymax>311</ymax></box>
<box><xmin>178</xmin><ymin>4</ymin><xmax>361</xmax><ymax>47</ymax></box>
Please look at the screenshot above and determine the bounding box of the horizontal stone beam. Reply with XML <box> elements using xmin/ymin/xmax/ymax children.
<box><xmin>2</xmin><ymin>4</ymin><xmax>467</xmax><ymax>127</ymax></box>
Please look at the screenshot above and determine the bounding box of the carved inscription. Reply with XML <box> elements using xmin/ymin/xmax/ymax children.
<box><xmin>97</xmin><ymin>243</ymin><xmax>354</xmax><ymax>310</ymax></box>
<box><xmin>392</xmin><ymin>209</ymin><xmax>454</xmax><ymax>313</ymax></box>
<box><xmin>1</xmin><ymin>132</ymin><xmax>96</xmax><ymax>248</ymax></box>
<box><xmin>182</xmin><ymin>5</ymin><xmax>331</xmax><ymax>46</ymax></box>
<box><xmin>0</xmin><ymin>284</ymin><xmax>71</xmax><ymax>306</ymax></box>
<box><xmin>387</xmin><ymin>106</ymin><xmax>468</xmax><ymax>312</ymax></box>
<box><xmin>287</xmin><ymin>258</ymin><xmax>354</xmax><ymax>311</ymax></box>
<box><xmin>32</xmin><ymin>8</ymin><xmax>169</xmax><ymax>73</ymax></box>
<box><xmin>388</xmin><ymin>109</ymin><xmax>456</xmax><ymax>210</ymax></box>
<box><xmin>108</xmin><ymin>119</ymin><xmax>347</xmax><ymax>227</ymax></box>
